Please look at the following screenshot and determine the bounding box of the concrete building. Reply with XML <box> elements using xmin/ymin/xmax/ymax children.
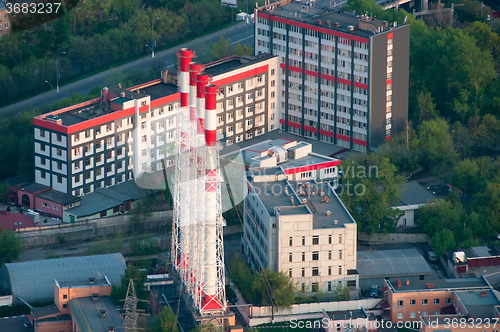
<box><xmin>243</xmin><ymin>137</ymin><xmax>341</xmax><ymax>187</ymax></box>
<box><xmin>255</xmin><ymin>0</ymin><xmax>410</xmax><ymax>152</ymax></box>
<box><xmin>28</xmin><ymin>277</ymin><xmax>123</xmax><ymax>332</ymax></box>
<box><xmin>445</xmin><ymin>247</ymin><xmax>500</xmax><ymax>283</ymax></box>
<box><xmin>242</xmin><ymin>167</ymin><xmax>358</xmax><ymax>293</ymax></box>
<box><xmin>384</xmin><ymin>276</ymin><xmax>500</xmax><ymax>331</ymax></box>
<box><xmin>32</xmin><ymin>54</ymin><xmax>278</xmax><ymax>197</ymax></box>
<box><xmin>394</xmin><ymin>182</ymin><xmax>437</xmax><ymax>228</ymax></box>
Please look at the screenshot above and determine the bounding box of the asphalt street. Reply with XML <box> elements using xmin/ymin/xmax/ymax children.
<box><xmin>0</xmin><ymin>20</ymin><xmax>255</xmax><ymax>117</ymax></box>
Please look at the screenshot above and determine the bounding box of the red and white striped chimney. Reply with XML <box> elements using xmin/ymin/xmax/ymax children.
<box><xmin>202</xmin><ymin>83</ymin><xmax>222</xmax><ymax>310</ymax></box>
<box><xmin>189</xmin><ymin>62</ymin><xmax>202</xmax><ymax>123</ymax></box>
<box><xmin>178</xmin><ymin>48</ymin><xmax>193</xmax><ymax>108</ymax></box>
<box><xmin>205</xmin><ymin>84</ymin><xmax>217</xmax><ymax>147</ymax></box>
<box><xmin>196</xmin><ymin>74</ymin><xmax>209</xmax><ymax>135</ymax></box>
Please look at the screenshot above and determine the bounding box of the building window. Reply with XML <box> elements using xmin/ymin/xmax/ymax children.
<box><xmin>289</xmin><ymin>269</ymin><xmax>292</xmax><ymax>277</ymax></box>
<box><xmin>434</xmin><ymin>298</ymin><xmax>440</xmax><ymax>304</ymax></box>
<box><xmin>40</xmin><ymin>129</ymin><xmax>46</xmax><ymax>137</ymax></box>
<box><xmin>289</xmin><ymin>253</ymin><xmax>292</xmax><ymax>262</ymax></box>
<box><xmin>434</xmin><ymin>311</ymin><xmax>440</xmax><ymax>315</ymax></box>
<box><xmin>410</xmin><ymin>312</ymin><xmax>416</xmax><ymax>319</ymax></box>
<box><xmin>302</xmin><ymin>252</ymin><xmax>305</xmax><ymax>261</ymax></box>
<box><xmin>57</xmin><ymin>149</ymin><xmax>62</xmax><ymax>156</ymax></box>
<box><xmin>301</xmin><ymin>283</ymin><xmax>305</xmax><ymax>292</ymax></box>
<box><xmin>422</xmin><ymin>299</ymin><xmax>428</xmax><ymax>305</ymax></box>
<box><xmin>312</xmin><ymin>251</ymin><xmax>319</xmax><ymax>260</ymax></box>
<box><xmin>445</xmin><ymin>298</ymin><xmax>451</xmax><ymax>304</ymax></box>
<box><xmin>57</xmin><ymin>162</ymin><xmax>62</xmax><ymax>170</ymax></box>
<box><xmin>63</xmin><ymin>295</ymin><xmax>67</xmax><ymax>299</ymax></box>
<box><xmin>328</xmin><ymin>266</ymin><xmax>331</xmax><ymax>275</ymax></box>
<box><xmin>42</xmin><ymin>202</ymin><xmax>49</xmax><ymax>207</ymax></box>
<box><xmin>397</xmin><ymin>300</ymin><xmax>403</xmax><ymax>307</ymax></box>
<box><xmin>289</xmin><ymin>237</ymin><xmax>292</xmax><ymax>246</ymax></box>
<box><xmin>40</xmin><ymin>144</ymin><xmax>46</xmax><ymax>151</ymax></box>
<box><xmin>142</xmin><ymin>149</ymin><xmax>147</xmax><ymax>157</ymax></box>
<box><xmin>312</xmin><ymin>283</ymin><xmax>318</xmax><ymax>292</ymax></box>
<box><xmin>338</xmin><ymin>266</ymin><xmax>342</xmax><ymax>275</ymax></box>
<box><xmin>328</xmin><ymin>250</ymin><xmax>332</xmax><ymax>260</ymax></box>
<box><xmin>106</xmin><ymin>124</ymin><xmax>112</xmax><ymax>132</ymax></box>
<box><xmin>107</xmin><ymin>151</ymin><xmax>112</xmax><ymax>159</ymax></box>
<box><xmin>74</xmin><ymin>175</ymin><xmax>80</xmax><ymax>182</ymax></box>
<box><xmin>397</xmin><ymin>313</ymin><xmax>403</xmax><ymax>319</ymax></box>
<box><xmin>312</xmin><ymin>235</ymin><xmax>319</xmax><ymax>245</ymax></box>
<box><xmin>312</xmin><ymin>267</ymin><xmax>318</xmax><ymax>276</ymax></box>
<box><xmin>141</xmin><ymin>135</ymin><xmax>146</xmax><ymax>143</ymax></box>
<box><xmin>302</xmin><ymin>236</ymin><xmax>305</xmax><ymax>245</ymax></box>
<box><xmin>410</xmin><ymin>299</ymin><xmax>415</xmax><ymax>306</ymax></box>
<box><xmin>56</xmin><ymin>134</ymin><xmax>62</xmax><ymax>141</ymax></box>
<box><xmin>271</xmin><ymin>69</ymin><xmax>275</xmax><ymax>76</ymax></box>
<box><xmin>96</xmin><ymin>168</ymin><xmax>101</xmax><ymax>176</ymax></box>
<box><xmin>63</xmin><ymin>304</ymin><xmax>67</xmax><ymax>309</ymax></box>
<box><xmin>271</xmin><ymin>80</ymin><xmax>275</xmax><ymax>87</ymax></box>
<box><xmin>339</xmin><ymin>234</ymin><xmax>342</xmax><ymax>244</ymax></box>
<box><xmin>100</xmin><ymin>211</ymin><xmax>106</xmax><ymax>217</ymax></box>
<box><xmin>96</xmin><ymin>155</ymin><xmax>101</xmax><ymax>163</ymax></box>
<box><xmin>347</xmin><ymin>280</ymin><xmax>356</xmax><ymax>287</ymax></box>
<box><xmin>57</xmin><ymin>176</ymin><xmax>62</xmax><ymax>183</ymax></box>
<box><xmin>328</xmin><ymin>234</ymin><xmax>332</xmax><ymax>244</ymax></box>
<box><xmin>106</xmin><ymin>165</ymin><xmax>112</xmax><ymax>173</ymax></box>
<box><xmin>301</xmin><ymin>268</ymin><xmax>305</xmax><ymax>277</ymax></box>
<box><xmin>339</xmin><ymin>250</ymin><xmax>342</xmax><ymax>259</ymax></box>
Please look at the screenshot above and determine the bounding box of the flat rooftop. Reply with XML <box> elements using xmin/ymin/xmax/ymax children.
<box><xmin>326</xmin><ymin>309</ymin><xmax>375</xmax><ymax>320</ymax></box>
<box><xmin>259</xmin><ymin>0</ymin><xmax>392</xmax><ymax>38</ymax></box>
<box><xmin>455</xmin><ymin>290</ymin><xmax>500</xmax><ymax>318</ymax></box>
<box><xmin>388</xmin><ymin>277</ymin><xmax>490</xmax><ymax>292</ymax></box>
<box><xmin>57</xmin><ymin>277</ymin><xmax>110</xmax><ymax>288</ymax></box>
<box><xmin>357</xmin><ymin>249</ymin><xmax>432</xmax><ymax>279</ymax></box>
<box><xmin>397</xmin><ymin>182</ymin><xmax>437</xmax><ymax>206</ymax></box>
<box><xmin>204</xmin><ymin>54</ymin><xmax>275</xmax><ymax>78</ymax></box>
<box><xmin>133</xmin><ymin>81</ymin><xmax>179</xmax><ymax>100</ymax></box>
<box><xmin>249</xmin><ymin>177</ymin><xmax>354</xmax><ymax>228</ymax></box>
<box><xmin>36</xmin><ymin>189</ymin><xmax>79</xmax><ymax>205</ymax></box>
<box><xmin>69</xmin><ymin>296</ymin><xmax>124</xmax><ymax>332</ymax></box>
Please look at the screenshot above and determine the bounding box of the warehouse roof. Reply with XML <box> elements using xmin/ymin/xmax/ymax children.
<box><xmin>357</xmin><ymin>249</ymin><xmax>432</xmax><ymax>279</ymax></box>
<box><xmin>0</xmin><ymin>253</ymin><xmax>126</xmax><ymax>303</ymax></box>
<box><xmin>397</xmin><ymin>182</ymin><xmax>437</xmax><ymax>206</ymax></box>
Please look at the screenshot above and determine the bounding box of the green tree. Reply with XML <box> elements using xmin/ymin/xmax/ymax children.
<box><xmin>432</xmin><ymin>229</ymin><xmax>457</xmax><ymax>256</ymax></box>
<box><xmin>418</xmin><ymin>118</ymin><xmax>459</xmax><ymax>175</ymax></box>
<box><xmin>110</xmin><ymin>266</ymin><xmax>148</xmax><ymax>309</ymax></box>
<box><xmin>252</xmin><ymin>269</ymin><xmax>295</xmax><ymax>311</ymax></box>
<box><xmin>190</xmin><ymin>322</ymin><xmax>215</xmax><ymax>332</ymax></box>
<box><xmin>340</xmin><ymin>154</ymin><xmax>405</xmax><ymax>234</ymax></box>
<box><xmin>211</xmin><ymin>35</ymin><xmax>232</xmax><ymax>60</ymax></box>
<box><xmin>227</xmin><ymin>254</ymin><xmax>255</xmax><ymax>302</ymax></box>
<box><xmin>379</xmin><ymin>121</ymin><xmax>420</xmax><ymax>175</ymax></box>
<box><xmin>151</xmin><ymin>306</ymin><xmax>178</xmax><ymax>332</ymax></box>
<box><xmin>334</xmin><ymin>283</ymin><xmax>350</xmax><ymax>301</ymax></box>
<box><xmin>0</xmin><ymin>230</ymin><xmax>23</xmax><ymax>263</ymax></box>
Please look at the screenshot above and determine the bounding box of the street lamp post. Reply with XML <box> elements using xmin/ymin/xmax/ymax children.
<box><xmin>45</xmin><ymin>80</ymin><xmax>53</xmax><ymax>91</ymax></box>
<box><xmin>150</xmin><ymin>17</ymin><xmax>159</xmax><ymax>58</ymax></box>
<box><xmin>56</xmin><ymin>52</ymin><xmax>66</xmax><ymax>93</ymax></box>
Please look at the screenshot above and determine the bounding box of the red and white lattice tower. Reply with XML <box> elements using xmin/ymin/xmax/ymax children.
<box><xmin>172</xmin><ymin>49</ymin><xmax>226</xmax><ymax>316</ymax></box>
<box><xmin>197</xmin><ymin>84</ymin><xmax>226</xmax><ymax>313</ymax></box>
<box><xmin>172</xmin><ymin>48</ymin><xmax>195</xmax><ymax>286</ymax></box>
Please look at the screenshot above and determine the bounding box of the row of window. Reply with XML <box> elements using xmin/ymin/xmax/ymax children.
<box><xmin>289</xmin><ymin>266</ymin><xmax>342</xmax><ymax>278</ymax></box>
<box><xmin>289</xmin><ymin>250</ymin><xmax>342</xmax><ymax>262</ymax></box>
<box><xmin>397</xmin><ymin>298</ymin><xmax>450</xmax><ymax>306</ymax></box>
<box><xmin>289</xmin><ymin>234</ymin><xmax>342</xmax><ymax>246</ymax></box>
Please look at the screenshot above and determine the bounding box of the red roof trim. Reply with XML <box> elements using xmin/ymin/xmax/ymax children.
<box><xmin>212</xmin><ymin>64</ymin><xmax>269</xmax><ymax>87</ymax></box>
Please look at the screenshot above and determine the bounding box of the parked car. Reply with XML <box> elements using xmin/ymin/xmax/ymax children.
<box><xmin>370</xmin><ymin>284</ymin><xmax>378</xmax><ymax>297</ymax></box>
<box><xmin>427</xmin><ymin>250</ymin><xmax>438</xmax><ymax>262</ymax></box>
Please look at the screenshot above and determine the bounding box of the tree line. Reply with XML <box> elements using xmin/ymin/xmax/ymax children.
<box><xmin>0</xmin><ymin>0</ymin><xmax>233</xmax><ymax>107</ymax></box>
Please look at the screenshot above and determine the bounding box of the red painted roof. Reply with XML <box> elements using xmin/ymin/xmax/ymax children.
<box><xmin>0</xmin><ymin>213</ymin><xmax>35</xmax><ymax>230</ymax></box>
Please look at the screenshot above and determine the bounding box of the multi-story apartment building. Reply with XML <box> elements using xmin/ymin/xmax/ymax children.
<box><xmin>384</xmin><ymin>276</ymin><xmax>500</xmax><ymax>331</ymax></box>
<box><xmin>32</xmin><ymin>53</ymin><xmax>278</xmax><ymax>196</ymax></box>
<box><xmin>254</xmin><ymin>0</ymin><xmax>410</xmax><ymax>152</ymax></box>
<box><xmin>243</xmin><ymin>167</ymin><xmax>357</xmax><ymax>293</ymax></box>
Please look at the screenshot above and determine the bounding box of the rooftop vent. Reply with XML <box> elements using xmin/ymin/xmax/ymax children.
<box><xmin>326</xmin><ymin>20</ymin><xmax>331</xmax><ymax>27</ymax></box>
<box><xmin>302</xmin><ymin>198</ymin><xmax>307</xmax><ymax>204</ymax></box>
<box><xmin>334</xmin><ymin>22</ymin><xmax>340</xmax><ymax>27</ymax></box>
<box><xmin>100</xmin><ymin>309</ymin><xmax>107</xmax><ymax>318</ymax></box>
<box><xmin>108</xmin><ymin>328</ymin><xmax>115</xmax><ymax>332</ymax></box>
<box><xmin>326</xmin><ymin>211</ymin><xmax>331</xmax><ymax>216</ymax></box>
<box><xmin>406</xmin><ymin>279</ymin><xmax>410</xmax><ymax>285</ymax></box>
<box><xmin>333</xmin><ymin>219</ymin><xmax>337</xmax><ymax>224</ymax></box>
<box><xmin>315</xmin><ymin>19</ymin><xmax>322</xmax><ymax>26</ymax></box>
<box><xmin>118</xmin><ymin>83</ymin><xmax>122</xmax><ymax>89</ymax></box>
<box><xmin>347</xmin><ymin>25</ymin><xmax>354</xmax><ymax>31</ymax></box>
<box><xmin>89</xmin><ymin>277</ymin><xmax>95</xmax><ymax>285</ymax></box>
<box><xmin>321</xmin><ymin>196</ymin><xmax>330</xmax><ymax>203</ymax></box>
<box><xmin>480</xmin><ymin>292</ymin><xmax>488</xmax><ymax>297</ymax></box>
<box><xmin>426</xmin><ymin>283</ymin><xmax>435</xmax><ymax>289</ymax></box>
<box><xmin>92</xmin><ymin>293</ymin><xmax>99</xmax><ymax>302</ymax></box>
<box><xmin>395</xmin><ymin>278</ymin><xmax>402</xmax><ymax>287</ymax></box>
<box><xmin>120</xmin><ymin>92</ymin><xmax>126</xmax><ymax>98</ymax></box>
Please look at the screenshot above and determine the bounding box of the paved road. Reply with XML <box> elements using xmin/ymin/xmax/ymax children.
<box><xmin>0</xmin><ymin>21</ymin><xmax>255</xmax><ymax>116</ymax></box>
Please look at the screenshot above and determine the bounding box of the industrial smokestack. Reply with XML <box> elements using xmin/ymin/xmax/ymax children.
<box><xmin>189</xmin><ymin>62</ymin><xmax>202</xmax><ymax>123</ymax></box>
<box><xmin>205</xmin><ymin>84</ymin><xmax>217</xmax><ymax>147</ymax></box>
<box><xmin>196</xmin><ymin>74</ymin><xmax>209</xmax><ymax>135</ymax></box>
<box><xmin>178</xmin><ymin>48</ymin><xmax>194</xmax><ymax>108</ymax></box>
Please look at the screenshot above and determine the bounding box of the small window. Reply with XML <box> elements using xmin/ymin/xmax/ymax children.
<box><xmin>289</xmin><ymin>237</ymin><xmax>293</xmax><ymax>246</ymax></box>
<box><xmin>328</xmin><ymin>234</ymin><xmax>332</xmax><ymax>244</ymax></box>
<box><xmin>339</xmin><ymin>250</ymin><xmax>342</xmax><ymax>259</ymax></box>
<box><xmin>328</xmin><ymin>250</ymin><xmax>332</xmax><ymax>260</ymax></box>
<box><xmin>328</xmin><ymin>266</ymin><xmax>331</xmax><ymax>275</ymax></box>
<box><xmin>63</xmin><ymin>294</ymin><xmax>68</xmax><ymax>299</ymax></box>
<box><xmin>312</xmin><ymin>235</ymin><xmax>319</xmax><ymax>245</ymax></box>
<box><xmin>57</xmin><ymin>176</ymin><xmax>62</xmax><ymax>183</ymax></box>
<box><xmin>40</xmin><ymin>129</ymin><xmax>46</xmax><ymax>137</ymax></box>
<box><xmin>397</xmin><ymin>300</ymin><xmax>403</xmax><ymax>307</ymax></box>
<box><xmin>302</xmin><ymin>252</ymin><xmax>305</xmax><ymax>261</ymax></box>
<box><xmin>312</xmin><ymin>251</ymin><xmax>319</xmax><ymax>260</ymax></box>
<box><xmin>56</xmin><ymin>134</ymin><xmax>62</xmax><ymax>141</ymax></box>
<box><xmin>63</xmin><ymin>304</ymin><xmax>67</xmax><ymax>309</ymax></box>
<box><xmin>301</xmin><ymin>268</ymin><xmax>305</xmax><ymax>277</ymax></box>
<box><xmin>312</xmin><ymin>282</ymin><xmax>318</xmax><ymax>292</ymax></box>
<box><xmin>312</xmin><ymin>267</ymin><xmax>319</xmax><ymax>276</ymax></box>
<box><xmin>302</xmin><ymin>236</ymin><xmax>305</xmax><ymax>246</ymax></box>
<box><xmin>434</xmin><ymin>298</ymin><xmax>440</xmax><ymax>304</ymax></box>
<box><xmin>100</xmin><ymin>211</ymin><xmax>106</xmax><ymax>217</ymax></box>
<box><xmin>289</xmin><ymin>253</ymin><xmax>292</xmax><ymax>262</ymax></box>
<box><xmin>338</xmin><ymin>265</ymin><xmax>342</xmax><ymax>275</ymax></box>
<box><xmin>397</xmin><ymin>313</ymin><xmax>403</xmax><ymax>319</ymax></box>
<box><xmin>410</xmin><ymin>299</ymin><xmax>415</xmax><ymax>306</ymax></box>
<box><xmin>410</xmin><ymin>312</ymin><xmax>416</xmax><ymax>318</ymax></box>
<box><xmin>422</xmin><ymin>299</ymin><xmax>428</xmax><ymax>305</ymax></box>
<box><xmin>289</xmin><ymin>269</ymin><xmax>292</xmax><ymax>277</ymax></box>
